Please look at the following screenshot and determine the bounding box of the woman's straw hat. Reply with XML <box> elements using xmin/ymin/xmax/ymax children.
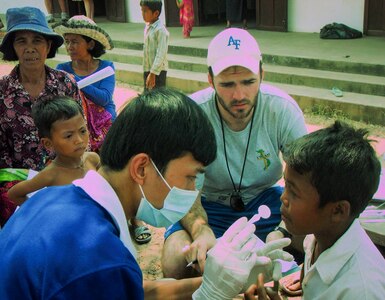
<box><xmin>53</xmin><ymin>15</ymin><xmax>113</xmax><ymax>50</ymax></box>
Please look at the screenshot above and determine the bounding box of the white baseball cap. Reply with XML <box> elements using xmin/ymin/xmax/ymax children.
<box><xmin>207</xmin><ymin>28</ymin><xmax>262</xmax><ymax>76</ymax></box>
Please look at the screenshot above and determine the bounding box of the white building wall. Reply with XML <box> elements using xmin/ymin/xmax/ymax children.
<box><xmin>288</xmin><ymin>0</ymin><xmax>365</xmax><ymax>33</ymax></box>
<box><xmin>126</xmin><ymin>0</ymin><xmax>166</xmax><ymax>24</ymax></box>
<box><xmin>0</xmin><ymin>1</ymin><xmax>47</xmax><ymax>14</ymax></box>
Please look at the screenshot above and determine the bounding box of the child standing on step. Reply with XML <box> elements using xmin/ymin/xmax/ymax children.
<box><xmin>176</xmin><ymin>0</ymin><xmax>194</xmax><ymax>38</ymax></box>
<box><xmin>8</xmin><ymin>96</ymin><xmax>100</xmax><ymax>206</ymax></box>
<box><xmin>140</xmin><ymin>0</ymin><xmax>169</xmax><ymax>90</ymax></box>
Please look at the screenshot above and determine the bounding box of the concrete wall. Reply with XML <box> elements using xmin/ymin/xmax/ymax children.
<box><xmin>127</xmin><ymin>0</ymin><xmax>166</xmax><ymax>24</ymax></box>
<box><xmin>288</xmin><ymin>0</ymin><xmax>365</xmax><ymax>33</ymax></box>
<box><xmin>0</xmin><ymin>1</ymin><xmax>47</xmax><ymax>14</ymax></box>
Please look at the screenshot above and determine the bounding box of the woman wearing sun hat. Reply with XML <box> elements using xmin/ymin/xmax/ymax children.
<box><xmin>0</xmin><ymin>6</ymin><xmax>82</xmax><ymax>227</ymax></box>
<box><xmin>53</xmin><ymin>15</ymin><xmax>116</xmax><ymax>153</ymax></box>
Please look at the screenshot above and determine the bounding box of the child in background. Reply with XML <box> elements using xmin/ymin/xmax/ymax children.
<box><xmin>176</xmin><ymin>0</ymin><xmax>194</xmax><ymax>38</ymax></box>
<box><xmin>244</xmin><ymin>121</ymin><xmax>385</xmax><ymax>300</ymax></box>
<box><xmin>140</xmin><ymin>0</ymin><xmax>169</xmax><ymax>90</ymax></box>
<box><xmin>8</xmin><ymin>96</ymin><xmax>100</xmax><ymax>206</ymax></box>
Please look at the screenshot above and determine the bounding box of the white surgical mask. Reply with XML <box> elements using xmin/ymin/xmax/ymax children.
<box><xmin>136</xmin><ymin>160</ymin><xmax>199</xmax><ymax>228</ymax></box>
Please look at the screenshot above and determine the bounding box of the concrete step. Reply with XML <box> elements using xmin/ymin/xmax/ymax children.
<box><xmin>264</xmin><ymin>65</ymin><xmax>385</xmax><ymax>97</ymax></box>
<box><xmin>102</xmin><ymin>40</ymin><xmax>385</xmax><ymax>77</ymax></box>
<box><xmin>272</xmin><ymin>82</ymin><xmax>385</xmax><ymax>125</ymax></box>
<box><xmin>57</xmin><ymin>47</ymin><xmax>385</xmax><ymax>97</ymax></box>
<box><xmin>48</xmin><ymin>53</ymin><xmax>385</xmax><ymax>126</ymax></box>
<box><xmin>58</xmin><ymin>47</ymin><xmax>208</xmax><ymax>73</ymax></box>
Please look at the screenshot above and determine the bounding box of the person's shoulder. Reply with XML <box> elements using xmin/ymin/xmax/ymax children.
<box><xmin>47</xmin><ymin>65</ymin><xmax>73</xmax><ymax>80</ymax></box>
<box><xmin>338</xmin><ymin>251</ymin><xmax>385</xmax><ymax>299</ymax></box>
<box><xmin>155</xmin><ymin>20</ymin><xmax>169</xmax><ymax>34</ymax></box>
<box><xmin>259</xmin><ymin>83</ymin><xmax>302</xmax><ymax>112</ymax></box>
<box><xmin>189</xmin><ymin>87</ymin><xmax>215</xmax><ymax>105</ymax></box>
<box><xmin>84</xmin><ymin>152</ymin><xmax>101</xmax><ymax>170</ymax></box>
<box><xmin>0</xmin><ymin>66</ymin><xmax>17</xmax><ymax>85</ymax></box>
<box><xmin>56</xmin><ymin>61</ymin><xmax>71</xmax><ymax>71</ymax></box>
<box><xmin>99</xmin><ymin>60</ymin><xmax>114</xmax><ymax>68</ymax></box>
<box><xmin>35</xmin><ymin>166</ymin><xmax>57</xmax><ymax>181</ymax></box>
<box><xmin>260</xmin><ymin>83</ymin><xmax>294</xmax><ymax>101</ymax></box>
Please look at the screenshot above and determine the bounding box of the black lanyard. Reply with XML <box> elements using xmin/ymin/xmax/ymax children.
<box><xmin>215</xmin><ymin>99</ymin><xmax>255</xmax><ymax>211</ymax></box>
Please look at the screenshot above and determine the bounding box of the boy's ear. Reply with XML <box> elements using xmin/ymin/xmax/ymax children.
<box><xmin>129</xmin><ymin>153</ymin><xmax>151</xmax><ymax>185</ymax></box>
<box><xmin>41</xmin><ymin>137</ymin><xmax>53</xmax><ymax>151</ymax></box>
<box><xmin>330</xmin><ymin>200</ymin><xmax>351</xmax><ymax>222</ymax></box>
<box><xmin>154</xmin><ymin>10</ymin><xmax>160</xmax><ymax>18</ymax></box>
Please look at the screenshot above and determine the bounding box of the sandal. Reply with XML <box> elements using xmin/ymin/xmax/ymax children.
<box><xmin>331</xmin><ymin>87</ymin><xmax>343</xmax><ymax>97</ymax></box>
<box><xmin>133</xmin><ymin>225</ymin><xmax>152</xmax><ymax>244</ymax></box>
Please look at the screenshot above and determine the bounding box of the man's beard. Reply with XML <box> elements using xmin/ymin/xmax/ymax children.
<box><xmin>215</xmin><ymin>92</ymin><xmax>258</xmax><ymax>120</ymax></box>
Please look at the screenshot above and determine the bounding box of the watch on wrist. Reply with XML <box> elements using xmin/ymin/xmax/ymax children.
<box><xmin>274</xmin><ymin>226</ymin><xmax>292</xmax><ymax>239</ymax></box>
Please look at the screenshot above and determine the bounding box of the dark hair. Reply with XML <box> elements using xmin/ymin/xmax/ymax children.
<box><xmin>2</xmin><ymin>32</ymin><xmax>59</xmax><ymax>61</ymax></box>
<box><xmin>140</xmin><ymin>0</ymin><xmax>162</xmax><ymax>14</ymax></box>
<box><xmin>283</xmin><ymin>120</ymin><xmax>381</xmax><ymax>218</ymax></box>
<box><xmin>208</xmin><ymin>62</ymin><xmax>263</xmax><ymax>79</ymax></box>
<box><xmin>100</xmin><ymin>88</ymin><xmax>217</xmax><ymax>173</ymax></box>
<box><xmin>32</xmin><ymin>96</ymin><xmax>84</xmax><ymax>138</ymax></box>
<box><xmin>81</xmin><ymin>35</ymin><xmax>106</xmax><ymax>58</ymax></box>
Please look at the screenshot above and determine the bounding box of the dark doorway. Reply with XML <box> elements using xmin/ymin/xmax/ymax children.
<box><xmin>364</xmin><ymin>0</ymin><xmax>385</xmax><ymax>36</ymax></box>
<box><xmin>65</xmin><ymin>1</ymin><xmax>125</xmax><ymax>21</ymax></box>
<box><xmin>164</xmin><ymin>0</ymin><xmax>256</xmax><ymax>27</ymax></box>
<box><xmin>255</xmin><ymin>0</ymin><xmax>287</xmax><ymax>32</ymax></box>
<box><xmin>199</xmin><ymin>0</ymin><xmax>256</xmax><ymax>26</ymax></box>
<box><xmin>105</xmin><ymin>0</ymin><xmax>126</xmax><ymax>22</ymax></box>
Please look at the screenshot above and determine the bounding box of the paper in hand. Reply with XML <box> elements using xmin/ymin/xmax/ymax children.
<box><xmin>77</xmin><ymin>66</ymin><xmax>115</xmax><ymax>89</ymax></box>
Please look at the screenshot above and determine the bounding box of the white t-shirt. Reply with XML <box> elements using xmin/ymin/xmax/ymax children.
<box><xmin>190</xmin><ymin>84</ymin><xmax>307</xmax><ymax>206</ymax></box>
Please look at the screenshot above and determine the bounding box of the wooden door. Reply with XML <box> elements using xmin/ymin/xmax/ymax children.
<box><xmin>105</xmin><ymin>0</ymin><xmax>126</xmax><ymax>22</ymax></box>
<box><xmin>255</xmin><ymin>0</ymin><xmax>287</xmax><ymax>32</ymax></box>
<box><xmin>364</xmin><ymin>0</ymin><xmax>385</xmax><ymax>36</ymax></box>
<box><xmin>164</xmin><ymin>0</ymin><xmax>200</xmax><ymax>27</ymax></box>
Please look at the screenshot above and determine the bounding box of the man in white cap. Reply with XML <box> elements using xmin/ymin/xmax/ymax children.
<box><xmin>162</xmin><ymin>28</ymin><xmax>307</xmax><ymax>279</ymax></box>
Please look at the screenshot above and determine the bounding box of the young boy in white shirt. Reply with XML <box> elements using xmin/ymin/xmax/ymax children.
<box><xmin>245</xmin><ymin>120</ymin><xmax>385</xmax><ymax>299</ymax></box>
<box><xmin>140</xmin><ymin>0</ymin><xmax>169</xmax><ymax>91</ymax></box>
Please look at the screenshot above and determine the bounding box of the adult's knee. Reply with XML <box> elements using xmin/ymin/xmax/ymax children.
<box><xmin>161</xmin><ymin>230</ymin><xmax>194</xmax><ymax>279</ymax></box>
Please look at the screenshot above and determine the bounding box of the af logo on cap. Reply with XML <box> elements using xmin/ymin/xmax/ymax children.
<box><xmin>227</xmin><ymin>36</ymin><xmax>241</xmax><ymax>50</ymax></box>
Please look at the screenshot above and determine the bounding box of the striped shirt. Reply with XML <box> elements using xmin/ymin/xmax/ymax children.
<box><xmin>143</xmin><ymin>19</ymin><xmax>169</xmax><ymax>74</ymax></box>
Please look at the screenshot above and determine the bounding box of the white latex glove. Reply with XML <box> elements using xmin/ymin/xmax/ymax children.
<box><xmin>192</xmin><ymin>217</ymin><xmax>259</xmax><ymax>300</ymax></box>
<box><xmin>242</xmin><ymin>237</ymin><xmax>293</xmax><ymax>292</ymax></box>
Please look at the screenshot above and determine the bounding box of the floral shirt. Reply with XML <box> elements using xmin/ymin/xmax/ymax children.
<box><xmin>0</xmin><ymin>65</ymin><xmax>81</xmax><ymax>171</ymax></box>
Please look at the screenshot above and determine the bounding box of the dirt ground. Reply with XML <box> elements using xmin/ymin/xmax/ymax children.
<box><xmin>134</xmin><ymin>225</ymin><xmax>165</xmax><ymax>280</ymax></box>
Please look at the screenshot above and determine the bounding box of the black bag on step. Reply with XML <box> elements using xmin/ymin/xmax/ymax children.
<box><xmin>320</xmin><ymin>23</ymin><xmax>363</xmax><ymax>39</ymax></box>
